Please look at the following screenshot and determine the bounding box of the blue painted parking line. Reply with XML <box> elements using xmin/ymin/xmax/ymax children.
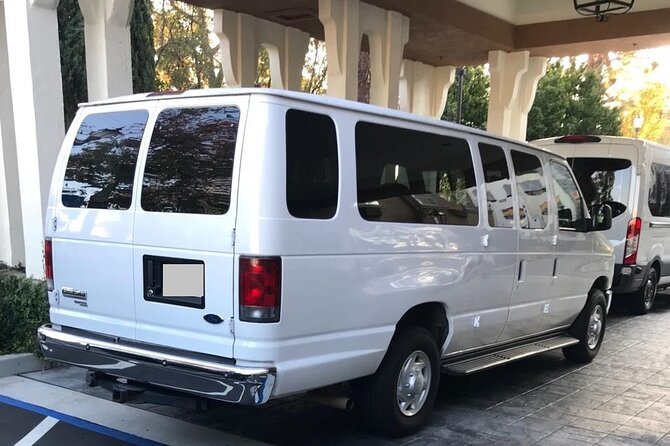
<box><xmin>0</xmin><ymin>394</ymin><xmax>165</xmax><ymax>446</ymax></box>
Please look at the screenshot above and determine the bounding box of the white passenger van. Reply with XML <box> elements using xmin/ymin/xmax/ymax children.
<box><xmin>533</xmin><ymin>135</ymin><xmax>670</xmax><ymax>315</ymax></box>
<box><xmin>39</xmin><ymin>90</ymin><xmax>614</xmax><ymax>436</ymax></box>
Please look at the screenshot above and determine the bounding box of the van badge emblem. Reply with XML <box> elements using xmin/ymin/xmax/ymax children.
<box><xmin>204</xmin><ymin>314</ymin><xmax>224</xmax><ymax>324</ymax></box>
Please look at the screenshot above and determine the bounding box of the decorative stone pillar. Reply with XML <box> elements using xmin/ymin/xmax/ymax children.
<box><xmin>319</xmin><ymin>0</ymin><xmax>409</xmax><ymax>108</ymax></box>
<box><xmin>3</xmin><ymin>0</ymin><xmax>65</xmax><ymax>277</ymax></box>
<box><xmin>78</xmin><ymin>0</ymin><xmax>134</xmax><ymax>100</ymax></box>
<box><xmin>360</xmin><ymin>3</ymin><xmax>409</xmax><ymax>108</ymax></box>
<box><xmin>214</xmin><ymin>10</ymin><xmax>258</xmax><ymax>88</ymax></box>
<box><xmin>0</xmin><ymin>4</ymin><xmax>25</xmax><ymax>267</ymax></box>
<box><xmin>487</xmin><ymin>50</ymin><xmax>547</xmax><ymax>141</ymax></box>
<box><xmin>319</xmin><ymin>0</ymin><xmax>360</xmax><ymax>100</ymax></box>
<box><xmin>214</xmin><ymin>9</ymin><xmax>309</xmax><ymax>91</ymax></box>
<box><xmin>510</xmin><ymin>57</ymin><xmax>547</xmax><ymax>141</ymax></box>
<box><xmin>399</xmin><ymin>60</ymin><xmax>456</xmax><ymax>118</ymax></box>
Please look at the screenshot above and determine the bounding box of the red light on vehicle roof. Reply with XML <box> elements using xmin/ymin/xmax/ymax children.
<box><xmin>554</xmin><ymin>135</ymin><xmax>602</xmax><ymax>144</ymax></box>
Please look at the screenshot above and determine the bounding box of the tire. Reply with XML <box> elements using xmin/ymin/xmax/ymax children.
<box><xmin>631</xmin><ymin>267</ymin><xmax>658</xmax><ymax>315</ymax></box>
<box><xmin>563</xmin><ymin>289</ymin><xmax>607</xmax><ymax>363</ymax></box>
<box><xmin>354</xmin><ymin>326</ymin><xmax>440</xmax><ymax>437</ymax></box>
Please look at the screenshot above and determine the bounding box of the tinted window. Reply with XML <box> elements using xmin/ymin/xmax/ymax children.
<box><xmin>286</xmin><ymin>109</ymin><xmax>338</xmax><ymax>219</ymax></box>
<box><xmin>550</xmin><ymin>161</ymin><xmax>584</xmax><ymax>229</ymax></box>
<box><xmin>141</xmin><ymin>106</ymin><xmax>240</xmax><ymax>215</ymax></box>
<box><xmin>511</xmin><ymin>150</ymin><xmax>548</xmax><ymax>229</ymax></box>
<box><xmin>356</xmin><ymin>122</ymin><xmax>478</xmax><ymax>226</ymax></box>
<box><xmin>479</xmin><ymin>143</ymin><xmax>513</xmax><ymax>228</ymax></box>
<box><xmin>649</xmin><ymin>162</ymin><xmax>670</xmax><ymax>217</ymax></box>
<box><xmin>568</xmin><ymin>157</ymin><xmax>632</xmax><ymax>218</ymax></box>
<box><xmin>62</xmin><ymin>110</ymin><xmax>148</xmax><ymax>209</ymax></box>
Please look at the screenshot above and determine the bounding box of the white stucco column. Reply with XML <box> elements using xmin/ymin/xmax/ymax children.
<box><xmin>400</xmin><ymin>60</ymin><xmax>456</xmax><ymax>118</ymax></box>
<box><xmin>214</xmin><ymin>10</ymin><xmax>258</xmax><ymax>88</ymax></box>
<box><xmin>78</xmin><ymin>0</ymin><xmax>133</xmax><ymax>101</ymax></box>
<box><xmin>360</xmin><ymin>4</ymin><xmax>409</xmax><ymax>108</ymax></box>
<box><xmin>487</xmin><ymin>50</ymin><xmax>547</xmax><ymax>141</ymax></box>
<box><xmin>510</xmin><ymin>57</ymin><xmax>547</xmax><ymax>141</ymax></box>
<box><xmin>257</xmin><ymin>22</ymin><xmax>309</xmax><ymax>91</ymax></box>
<box><xmin>214</xmin><ymin>9</ymin><xmax>309</xmax><ymax>91</ymax></box>
<box><xmin>3</xmin><ymin>0</ymin><xmax>64</xmax><ymax>277</ymax></box>
<box><xmin>319</xmin><ymin>0</ymin><xmax>360</xmax><ymax>100</ymax></box>
<box><xmin>0</xmin><ymin>4</ymin><xmax>25</xmax><ymax>267</ymax></box>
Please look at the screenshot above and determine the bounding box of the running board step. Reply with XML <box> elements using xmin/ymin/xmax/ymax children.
<box><xmin>442</xmin><ymin>335</ymin><xmax>579</xmax><ymax>375</ymax></box>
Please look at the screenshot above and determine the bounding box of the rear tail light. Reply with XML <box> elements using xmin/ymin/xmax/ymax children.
<box><xmin>44</xmin><ymin>238</ymin><xmax>54</xmax><ymax>291</ymax></box>
<box><xmin>623</xmin><ymin>217</ymin><xmax>642</xmax><ymax>265</ymax></box>
<box><xmin>239</xmin><ymin>256</ymin><xmax>281</xmax><ymax>322</ymax></box>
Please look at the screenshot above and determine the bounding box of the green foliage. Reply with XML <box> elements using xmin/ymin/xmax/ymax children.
<box><xmin>0</xmin><ymin>274</ymin><xmax>49</xmax><ymax>355</ymax></box>
<box><xmin>131</xmin><ymin>0</ymin><xmax>157</xmax><ymax>93</ymax></box>
<box><xmin>154</xmin><ymin>1</ymin><xmax>221</xmax><ymax>90</ymax></box>
<box><xmin>58</xmin><ymin>0</ymin><xmax>87</xmax><ymax>128</ymax></box>
<box><xmin>58</xmin><ymin>0</ymin><xmax>157</xmax><ymax>126</ymax></box>
<box><xmin>527</xmin><ymin>61</ymin><xmax>621</xmax><ymax>141</ymax></box>
<box><xmin>442</xmin><ymin>66</ymin><xmax>490</xmax><ymax>130</ymax></box>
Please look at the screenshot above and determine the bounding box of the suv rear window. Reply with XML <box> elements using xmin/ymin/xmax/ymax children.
<box><xmin>568</xmin><ymin>157</ymin><xmax>632</xmax><ymax>218</ymax></box>
<box><xmin>62</xmin><ymin>110</ymin><xmax>148</xmax><ymax>210</ymax></box>
<box><xmin>141</xmin><ymin>106</ymin><xmax>240</xmax><ymax>215</ymax></box>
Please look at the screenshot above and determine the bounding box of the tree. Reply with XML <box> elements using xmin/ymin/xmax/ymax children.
<box><xmin>58</xmin><ymin>0</ymin><xmax>156</xmax><ymax>127</ymax></box>
<box><xmin>58</xmin><ymin>0</ymin><xmax>87</xmax><ymax>128</ymax></box>
<box><xmin>301</xmin><ymin>38</ymin><xmax>327</xmax><ymax>94</ymax></box>
<box><xmin>131</xmin><ymin>0</ymin><xmax>157</xmax><ymax>93</ymax></box>
<box><xmin>442</xmin><ymin>66</ymin><xmax>489</xmax><ymax>130</ymax></box>
<box><xmin>527</xmin><ymin>60</ymin><xmax>620</xmax><ymax>140</ymax></box>
<box><xmin>153</xmin><ymin>0</ymin><xmax>221</xmax><ymax>90</ymax></box>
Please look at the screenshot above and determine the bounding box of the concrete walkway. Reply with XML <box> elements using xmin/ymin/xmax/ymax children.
<box><xmin>0</xmin><ymin>375</ymin><xmax>265</xmax><ymax>446</ymax></box>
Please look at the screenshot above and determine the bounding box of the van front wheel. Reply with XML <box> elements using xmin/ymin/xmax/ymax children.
<box><xmin>354</xmin><ymin>326</ymin><xmax>440</xmax><ymax>437</ymax></box>
<box><xmin>563</xmin><ymin>289</ymin><xmax>607</xmax><ymax>363</ymax></box>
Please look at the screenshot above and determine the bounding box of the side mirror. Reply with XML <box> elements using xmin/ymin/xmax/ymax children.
<box><xmin>557</xmin><ymin>208</ymin><xmax>573</xmax><ymax>227</ymax></box>
<box><xmin>591</xmin><ymin>204</ymin><xmax>612</xmax><ymax>231</ymax></box>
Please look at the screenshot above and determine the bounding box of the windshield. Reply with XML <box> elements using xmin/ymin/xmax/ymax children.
<box><xmin>567</xmin><ymin>157</ymin><xmax>633</xmax><ymax>218</ymax></box>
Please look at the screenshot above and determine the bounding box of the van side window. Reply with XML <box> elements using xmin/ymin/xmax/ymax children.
<box><xmin>141</xmin><ymin>106</ymin><xmax>240</xmax><ymax>215</ymax></box>
<box><xmin>479</xmin><ymin>143</ymin><xmax>513</xmax><ymax>228</ymax></box>
<box><xmin>648</xmin><ymin>163</ymin><xmax>670</xmax><ymax>217</ymax></box>
<box><xmin>549</xmin><ymin>161</ymin><xmax>584</xmax><ymax>229</ymax></box>
<box><xmin>511</xmin><ymin>150</ymin><xmax>548</xmax><ymax>229</ymax></box>
<box><xmin>285</xmin><ymin>109</ymin><xmax>339</xmax><ymax>219</ymax></box>
<box><xmin>356</xmin><ymin>122</ymin><xmax>478</xmax><ymax>226</ymax></box>
<box><xmin>62</xmin><ymin>110</ymin><xmax>148</xmax><ymax>210</ymax></box>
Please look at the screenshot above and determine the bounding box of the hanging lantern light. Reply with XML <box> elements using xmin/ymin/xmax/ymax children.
<box><xmin>573</xmin><ymin>0</ymin><xmax>635</xmax><ymax>22</ymax></box>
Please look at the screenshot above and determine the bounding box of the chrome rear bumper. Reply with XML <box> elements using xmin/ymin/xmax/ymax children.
<box><xmin>37</xmin><ymin>324</ymin><xmax>275</xmax><ymax>405</ymax></box>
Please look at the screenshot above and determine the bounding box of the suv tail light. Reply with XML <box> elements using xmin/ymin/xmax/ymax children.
<box><xmin>44</xmin><ymin>238</ymin><xmax>54</xmax><ymax>291</ymax></box>
<box><xmin>623</xmin><ymin>217</ymin><xmax>642</xmax><ymax>265</ymax></box>
<box><xmin>239</xmin><ymin>256</ymin><xmax>281</xmax><ymax>322</ymax></box>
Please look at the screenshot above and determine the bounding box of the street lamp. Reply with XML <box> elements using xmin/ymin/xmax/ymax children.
<box><xmin>633</xmin><ymin>114</ymin><xmax>644</xmax><ymax>139</ymax></box>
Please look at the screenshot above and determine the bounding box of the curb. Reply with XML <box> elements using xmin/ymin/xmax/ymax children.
<box><xmin>0</xmin><ymin>353</ymin><xmax>54</xmax><ymax>378</ymax></box>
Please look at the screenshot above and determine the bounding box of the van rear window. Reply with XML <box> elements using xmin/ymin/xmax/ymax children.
<box><xmin>568</xmin><ymin>157</ymin><xmax>632</xmax><ymax>218</ymax></box>
<box><xmin>141</xmin><ymin>106</ymin><xmax>240</xmax><ymax>215</ymax></box>
<box><xmin>62</xmin><ymin>110</ymin><xmax>148</xmax><ymax>210</ymax></box>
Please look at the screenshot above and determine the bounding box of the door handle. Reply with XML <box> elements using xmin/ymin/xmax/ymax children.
<box><xmin>552</xmin><ymin>258</ymin><xmax>558</xmax><ymax>278</ymax></box>
<box><xmin>518</xmin><ymin>260</ymin><xmax>526</xmax><ymax>282</ymax></box>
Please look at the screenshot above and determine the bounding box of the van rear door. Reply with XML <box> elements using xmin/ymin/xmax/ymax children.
<box><xmin>49</xmin><ymin>105</ymin><xmax>151</xmax><ymax>339</ymax></box>
<box><xmin>132</xmin><ymin>96</ymin><xmax>248</xmax><ymax>358</ymax></box>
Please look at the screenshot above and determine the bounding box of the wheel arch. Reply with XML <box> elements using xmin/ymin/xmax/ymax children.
<box><xmin>394</xmin><ymin>302</ymin><xmax>448</xmax><ymax>351</ymax></box>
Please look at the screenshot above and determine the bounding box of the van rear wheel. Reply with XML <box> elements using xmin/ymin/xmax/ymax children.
<box><xmin>563</xmin><ymin>289</ymin><xmax>607</xmax><ymax>363</ymax></box>
<box><xmin>631</xmin><ymin>268</ymin><xmax>658</xmax><ymax>315</ymax></box>
<box><xmin>353</xmin><ymin>326</ymin><xmax>439</xmax><ymax>437</ymax></box>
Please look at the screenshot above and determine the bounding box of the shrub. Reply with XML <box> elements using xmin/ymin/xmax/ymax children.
<box><xmin>0</xmin><ymin>274</ymin><xmax>49</xmax><ymax>355</ymax></box>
